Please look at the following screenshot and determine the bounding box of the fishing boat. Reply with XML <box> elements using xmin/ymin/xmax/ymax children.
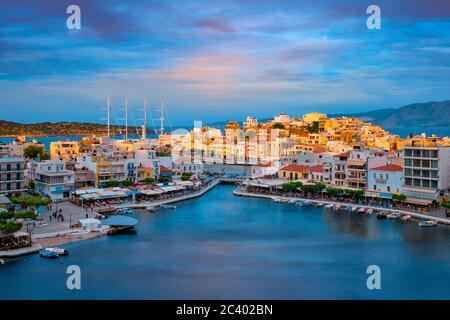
<box><xmin>45</xmin><ymin>247</ymin><xmax>69</xmax><ymax>256</ymax></box>
<box><xmin>419</xmin><ymin>220</ymin><xmax>437</xmax><ymax>227</ymax></box>
<box><xmin>39</xmin><ymin>249</ymin><xmax>59</xmax><ymax>259</ymax></box>
<box><xmin>146</xmin><ymin>206</ymin><xmax>156</xmax><ymax>213</ymax></box>
<box><xmin>377</xmin><ymin>212</ymin><xmax>387</xmax><ymax>219</ymax></box>
<box><xmin>401</xmin><ymin>215</ymin><xmax>412</xmax><ymax>221</ymax></box>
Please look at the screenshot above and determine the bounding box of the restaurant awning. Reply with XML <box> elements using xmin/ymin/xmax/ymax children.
<box><xmin>101</xmin><ymin>216</ymin><xmax>138</xmax><ymax>227</ymax></box>
<box><xmin>405</xmin><ymin>198</ymin><xmax>434</xmax><ymax>205</ymax></box>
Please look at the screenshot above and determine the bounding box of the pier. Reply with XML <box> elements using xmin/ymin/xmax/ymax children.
<box><xmin>115</xmin><ymin>179</ymin><xmax>220</xmax><ymax>210</ymax></box>
<box><xmin>233</xmin><ymin>188</ymin><xmax>450</xmax><ymax>226</ymax></box>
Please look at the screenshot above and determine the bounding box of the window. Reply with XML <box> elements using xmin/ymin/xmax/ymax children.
<box><xmin>387</xmin><ymin>186</ymin><xmax>390</xmax><ymax>192</ymax></box>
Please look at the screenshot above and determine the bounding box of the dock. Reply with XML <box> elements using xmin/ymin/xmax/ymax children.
<box><xmin>233</xmin><ymin>188</ymin><xmax>450</xmax><ymax>226</ymax></box>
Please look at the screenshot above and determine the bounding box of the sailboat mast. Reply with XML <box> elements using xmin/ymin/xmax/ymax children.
<box><xmin>125</xmin><ymin>96</ymin><xmax>128</xmax><ymax>140</ymax></box>
<box><xmin>107</xmin><ymin>96</ymin><xmax>110</xmax><ymax>137</ymax></box>
<box><xmin>159</xmin><ymin>100</ymin><xmax>164</xmax><ymax>136</ymax></box>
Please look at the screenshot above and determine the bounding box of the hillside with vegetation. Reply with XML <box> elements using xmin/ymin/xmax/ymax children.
<box><xmin>0</xmin><ymin>120</ymin><xmax>151</xmax><ymax>137</ymax></box>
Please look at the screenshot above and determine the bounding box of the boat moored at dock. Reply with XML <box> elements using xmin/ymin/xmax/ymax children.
<box><xmin>419</xmin><ymin>221</ymin><xmax>437</xmax><ymax>227</ymax></box>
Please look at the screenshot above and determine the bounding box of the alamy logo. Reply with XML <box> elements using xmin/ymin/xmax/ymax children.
<box><xmin>366</xmin><ymin>265</ymin><xmax>381</xmax><ymax>290</ymax></box>
<box><xmin>366</xmin><ymin>5</ymin><xmax>381</xmax><ymax>30</ymax></box>
<box><xmin>66</xmin><ymin>265</ymin><xmax>81</xmax><ymax>290</ymax></box>
<box><xmin>66</xmin><ymin>5</ymin><xmax>81</xmax><ymax>30</ymax></box>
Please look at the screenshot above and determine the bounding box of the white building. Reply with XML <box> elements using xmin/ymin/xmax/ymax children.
<box><xmin>367</xmin><ymin>164</ymin><xmax>404</xmax><ymax>197</ymax></box>
<box><xmin>27</xmin><ymin>160</ymin><xmax>75</xmax><ymax>200</ymax></box>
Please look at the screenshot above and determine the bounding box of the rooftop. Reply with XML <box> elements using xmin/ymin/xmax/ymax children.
<box><xmin>371</xmin><ymin>164</ymin><xmax>403</xmax><ymax>172</ymax></box>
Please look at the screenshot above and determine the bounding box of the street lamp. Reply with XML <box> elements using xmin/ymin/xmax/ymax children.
<box><xmin>69</xmin><ymin>213</ymin><xmax>72</xmax><ymax>228</ymax></box>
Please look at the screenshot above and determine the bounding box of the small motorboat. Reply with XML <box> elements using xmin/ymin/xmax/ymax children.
<box><xmin>45</xmin><ymin>247</ymin><xmax>69</xmax><ymax>256</ymax></box>
<box><xmin>280</xmin><ymin>199</ymin><xmax>289</xmax><ymax>203</ymax></box>
<box><xmin>316</xmin><ymin>203</ymin><xmax>324</xmax><ymax>207</ymax></box>
<box><xmin>39</xmin><ymin>249</ymin><xmax>59</xmax><ymax>259</ymax></box>
<box><xmin>357</xmin><ymin>208</ymin><xmax>366</xmax><ymax>214</ymax></box>
<box><xmin>273</xmin><ymin>198</ymin><xmax>282</xmax><ymax>203</ymax></box>
<box><xmin>117</xmin><ymin>208</ymin><xmax>133</xmax><ymax>214</ymax></box>
<box><xmin>146</xmin><ymin>206</ymin><xmax>156</xmax><ymax>213</ymax></box>
<box><xmin>333</xmin><ymin>205</ymin><xmax>341</xmax><ymax>211</ymax></box>
<box><xmin>419</xmin><ymin>220</ymin><xmax>437</xmax><ymax>227</ymax></box>
<box><xmin>325</xmin><ymin>204</ymin><xmax>334</xmax><ymax>209</ymax></box>
<box><xmin>288</xmin><ymin>199</ymin><xmax>298</xmax><ymax>204</ymax></box>
<box><xmin>367</xmin><ymin>209</ymin><xmax>373</xmax><ymax>215</ymax></box>
<box><xmin>351</xmin><ymin>207</ymin><xmax>358</xmax><ymax>212</ymax></box>
<box><xmin>401</xmin><ymin>215</ymin><xmax>412</xmax><ymax>221</ymax></box>
<box><xmin>0</xmin><ymin>258</ymin><xmax>4</xmax><ymax>266</ymax></box>
<box><xmin>386</xmin><ymin>213</ymin><xmax>399</xmax><ymax>219</ymax></box>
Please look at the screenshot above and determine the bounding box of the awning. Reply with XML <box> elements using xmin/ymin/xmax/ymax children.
<box><xmin>101</xmin><ymin>216</ymin><xmax>138</xmax><ymax>227</ymax></box>
<box><xmin>405</xmin><ymin>198</ymin><xmax>434</xmax><ymax>205</ymax></box>
<box><xmin>140</xmin><ymin>189</ymin><xmax>164</xmax><ymax>195</ymax></box>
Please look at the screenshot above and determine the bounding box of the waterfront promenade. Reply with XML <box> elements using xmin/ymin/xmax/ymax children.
<box><xmin>233</xmin><ymin>187</ymin><xmax>450</xmax><ymax>226</ymax></box>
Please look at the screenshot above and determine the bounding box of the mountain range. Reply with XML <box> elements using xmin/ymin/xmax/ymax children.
<box><xmin>339</xmin><ymin>100</ymin><xmax>450</xmax><ymax>128</ymax></box>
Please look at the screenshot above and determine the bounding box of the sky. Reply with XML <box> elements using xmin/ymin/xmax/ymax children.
<box><xmin>0</xmin><ymin>0</ymin><xmax>449</xmax><ymax>127</ymax></box>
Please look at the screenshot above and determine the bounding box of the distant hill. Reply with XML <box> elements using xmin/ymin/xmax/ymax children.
<box><xmin>0</xmin><ymin>120</ymin><xmax>151</xmax><ymax>137</ymax></box>
<box><xmin>337</xmin><ymin>100</ymin><xmax>450</xmax><ymax>128</ymax></box>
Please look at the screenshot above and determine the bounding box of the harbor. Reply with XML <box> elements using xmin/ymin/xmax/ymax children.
<box><xmin>1</xmin><ymin>184</ymin><xmax>449</xmax><ymax>299</ymax></box>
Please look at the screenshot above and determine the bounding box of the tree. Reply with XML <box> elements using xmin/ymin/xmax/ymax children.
<box><xmin>28</xmin><ymin>179</ymin><xmax>36</xmax><ymax>191</ymax></box>
<box><xmin>181</xmin><ymin>172</ymin><xmax>194</xmax><ymax>181</ymax></box>
<box><xmin>10</xmin><ymin>195</ymin><xmax>51</xmax><ymax>207</ymax></box>
<box><xmin>344</xmin><ymin>189</ymin><xmax>364</xmax><ymax>200</ymax></box>
<box><xmin>442</xmin><ymin>200</ymin><xmax>450</xmax><ymax>216</ymax></box>
<box><xmin>0</xmin><ymin>220</ymin><xmax>22</xmax><ymax>234</ymax></box>
<box><xmin>392</xmin><ymin>194</ymin><xmax>406</xmax><ymax>207</ymax></box>
<box><xmin>282</xmin><ymin>181</ymin><xmax>302</xmax><ymax>192</ymax></box>
<box><xmin>158</xmin><ymin>176</ymin><xmax>170</xmax><ymax>183</ymax></box>
<box><xmin>272</xmin><ymin>123</ymin><xmax>285</xmax><ymax>130</ymax></box>
<box><xmin>121</xmin><ymin>180</ymin><xmax>133</xmax><ymax>187</ymax></box>
<box><xmin>23</xmin><ymin>145</ymin><xmax>45</xmax><ymax>160</ymax></box>
<box><xmin>307</xmin><ymin>121</ymin><xmax>320</xmax><ymax>133</ymax></box>
<box><xmin>325</xmin><ymin>187</ymin><xmax>344</xmax><ymax>195</ymax></box>
<box><xmin>144</xmin><ymin>177</ymin><xmax>155</xmax><ymax>185</ymax></box>
<box><xmin>105</xmin><ymin>180</ymin><xmax>120</xmax><ymax>188</ymax></box>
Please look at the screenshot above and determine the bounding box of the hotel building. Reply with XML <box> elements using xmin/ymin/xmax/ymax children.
<box><xmin>402</xmin><ymin>135</ymin><xmax>450</xmax><ymax>205</ymax></box>
<box><xmin>0</xmin><ymin>157</ymin><xmax>26</xmax><ymax>194</ymax></box>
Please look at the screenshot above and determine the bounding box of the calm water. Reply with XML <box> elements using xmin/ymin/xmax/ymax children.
<box><xmin>0</xmin><ymin>185</ymin><xmax>449</xmax><ymax>300</ymax></box>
